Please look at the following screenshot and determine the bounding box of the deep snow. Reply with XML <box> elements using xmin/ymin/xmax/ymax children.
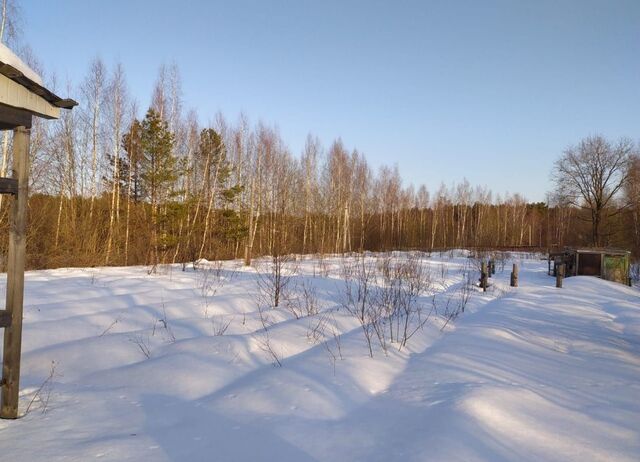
<box><xmin>0</xmin><ymin>252</ymin><xmax>638</xmax><ymax>461</ymax></box>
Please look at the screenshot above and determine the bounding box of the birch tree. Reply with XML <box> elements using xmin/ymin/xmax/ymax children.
<box><xmin>80</xmin><ymin>58</ymin><xmax>106</xmax><ymax>220</ymax></box>
<box><xmin>104</xmin><ymin>63</ymin><xmax>128</xmax><ymax>264</ymax></box>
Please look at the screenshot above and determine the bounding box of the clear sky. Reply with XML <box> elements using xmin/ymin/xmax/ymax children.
<box><xmin>21</xmin><ymin>0</ymin><xmax>640</xmax><ymax>202</ymax></box>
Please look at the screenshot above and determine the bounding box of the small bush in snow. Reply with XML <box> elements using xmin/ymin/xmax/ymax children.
<box><xmin>129</xmin><ymin>333</ymin><xmax>152</xmax><ymax>359</ymax></box>
<box><xmin>255</xmin><ymin>254</ymin><xmax>297</xmax><ymax>309</ymax></box>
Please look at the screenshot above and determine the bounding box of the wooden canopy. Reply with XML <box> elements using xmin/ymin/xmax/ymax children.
<box><xmin>0</xmin><ymin>43</ymin><xmax>77</xmax><ymax>129</ymax></box>
<box><xmin>548</xmin><ymin>247</ymin><xmax>631</xmax><ymax>285</ymax></box>
<box><xmin>0</xmin><ymin>43</ymin><xmax>76</xmax><ymax>419</ymax></box>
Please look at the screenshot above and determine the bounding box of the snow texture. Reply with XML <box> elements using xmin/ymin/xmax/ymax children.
<box><xmin>0</xmin><ymin>252</ymin><xmax>638</xmax><ymax>461</ymax></box>
<box><xmin>0</xmin><ymin>42</ymin><xmax>43</xmax><ymax>85</ymax></box>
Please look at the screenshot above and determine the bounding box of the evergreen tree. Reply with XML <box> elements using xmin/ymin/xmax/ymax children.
<box><xmin>140</xmin><ymin>109</ymin><xmax>176</xmax><ymax>205</ymax></box>
<box><xmin>194</xmin><ymin>127</ymin><xmax>245</xmax><ymax>259</ymax></box>
<box><xmin>139</xmin><ymin>108</ymin><xmax>176</xmax><ymax>266</ymax></box>
<box><xmin>121</xmin><ymin>119</ymin><xmax>144</xmax><ymax>202</ymax></box>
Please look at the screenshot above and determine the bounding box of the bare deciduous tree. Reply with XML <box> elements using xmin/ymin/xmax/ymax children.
<box><xmin>552</xmin><ymin>136</ymin><xmax>634</xmax><ymax>246</ymax></box>
<box><xmin>105</xmin><ymin>63</ymin><xmax>128</xmax><ymax>264</ymax></box>
<box><xmin>256</xmin><ymin>254</ymin><xmax>296</xmax><ymax>309</ymax></box>
<box><xmin>81</xmin><ymin>57</ymin><xmax>106</xmax><ymax>221</ymax></box>
<box><xmin>626</xmin><ymin>155</ymin><xmax>640</xmax><ymax>255</ymax></box>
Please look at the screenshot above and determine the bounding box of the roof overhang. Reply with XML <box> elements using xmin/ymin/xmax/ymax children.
<box><xmin>0</xmin><ymin>43</ymin><xmax>77</xmax><ymax>126</ymax></box>
<box><xmin>574</xmin><ymin>248</ymin><xmax>630</xmax><ymax>256</ymax></box>
<box><xmin>556</xmin><ymin>247</ymin><xmax>631</xmax><ymax>256</ymax></box>
<box><xmin>0</xmin><ymin>72</ymin><xmax>60</xmax><ymax>120</ymax></box>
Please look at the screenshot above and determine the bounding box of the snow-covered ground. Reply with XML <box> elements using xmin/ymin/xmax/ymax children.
<box><xmin>0</xmin><ymin>252</ymin><xmax>638</xmax><ymax>461</ymax></box>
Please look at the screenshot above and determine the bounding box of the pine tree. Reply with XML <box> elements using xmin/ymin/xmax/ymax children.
<box><xmin>195</xmin><ymin>128</ymin><xmax>244</xmax><ymax>260</ymax></box>
<box><xmin>121</xmin><ymin>119</ymin><xmax>143</xmax><ymax>202</ymax></box>
<box><xmin>139</xmin><ymin>108</ymin><xmax>176</xmax><ymax>267</ymax></box>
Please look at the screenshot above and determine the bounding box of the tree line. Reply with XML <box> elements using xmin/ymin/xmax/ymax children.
<box><xmin>0</xmin><ymin>56</ymin><xmax>637</xmax><ymax>271</ymax></box>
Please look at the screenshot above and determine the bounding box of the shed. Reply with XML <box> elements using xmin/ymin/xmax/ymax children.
<box><xmin>0</xmin><ymin>43</ymin><xmax>76</xmax><ymax>419</ymax></box>
<box><xmin>548</xmin><ymin>248</ymin><xmax>631</xmax><ymax>285</ymax></box>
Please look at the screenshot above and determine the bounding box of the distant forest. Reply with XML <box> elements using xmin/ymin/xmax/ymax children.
<box><xmin>0</xmin><ymin>54</ymin><xmax>638</xmax><ymax>270</ymax></box>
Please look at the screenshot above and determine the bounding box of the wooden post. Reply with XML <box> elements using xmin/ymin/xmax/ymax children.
<box><xmin>510</xmin><ymin>263</ymin><xmax>519</xmax><ymax>287</ymax></box>
<box><xmin>480</xmin><ymin>261</ymin><xmax>488</xmax><ymax>292</ymax></box>
<box><xmin>1</xmin><ymin>126</ymin><xmax>30</xmax><ymax>419</ymax></box>
<box><xmin>556</xmin><ymin>263</ymin><xmax>564</xmax><ymax>289</ymax></box>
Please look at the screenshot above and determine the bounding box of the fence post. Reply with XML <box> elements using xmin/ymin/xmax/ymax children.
<box><xmin>556</xmin><ymin>263</ymin><xmax>564</xmax><ymax>288</ymax></box>
<box><xmin>510</xmin><ymin>263</ymin><xmax>519</xmax><ymax>287</ymax></box>
<box><xmin>481</xmin><ymin>261</ymin><xmax>488</xmax><ymax>292</ymax></box>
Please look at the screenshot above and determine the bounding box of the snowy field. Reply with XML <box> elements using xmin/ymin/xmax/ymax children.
<box><xmin>0</xmin><ymin>252</ymin><xmax>639</xmax><ymax>461</ymax></box>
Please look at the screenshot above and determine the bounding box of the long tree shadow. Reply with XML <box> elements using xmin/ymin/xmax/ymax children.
<box><xmin>141</xmin><ymin>392</ymin><xmax>317</xmax><ymax>461</ymax></box>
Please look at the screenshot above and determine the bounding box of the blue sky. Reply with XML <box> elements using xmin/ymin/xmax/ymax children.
<box><xmin>21</xmin><ymin>0</ymin><xmax>640</xmax><ymax>202</ymax></box>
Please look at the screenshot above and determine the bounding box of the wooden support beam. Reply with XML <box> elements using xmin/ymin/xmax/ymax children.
<box><xmin>0</xmin><ymin>310</ymin><xmax>10</xmax><ymax>328</ymax></box>
<box><xmin>0</xmin><ymin>178</ymin><xmax>17</xmax><ymax>195</ymax></box>
<box><xmin>53</xmin><ymin>98</ymin><xmax>77</xmax><ymax>109</ymax></box>
<box><xmin>0</xmin><ymin>73</ymin><xmax>59</xmax><ymax>119</ymax></box>
<box><xmin>0</xmin><ymin>103</ymin><xmax>32</xmax><ymax>129</ymax></box>
<box><xmin>1</xmin><ymin>126</ymin><xmax>30</xmax><ymax>419</ymax></box>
